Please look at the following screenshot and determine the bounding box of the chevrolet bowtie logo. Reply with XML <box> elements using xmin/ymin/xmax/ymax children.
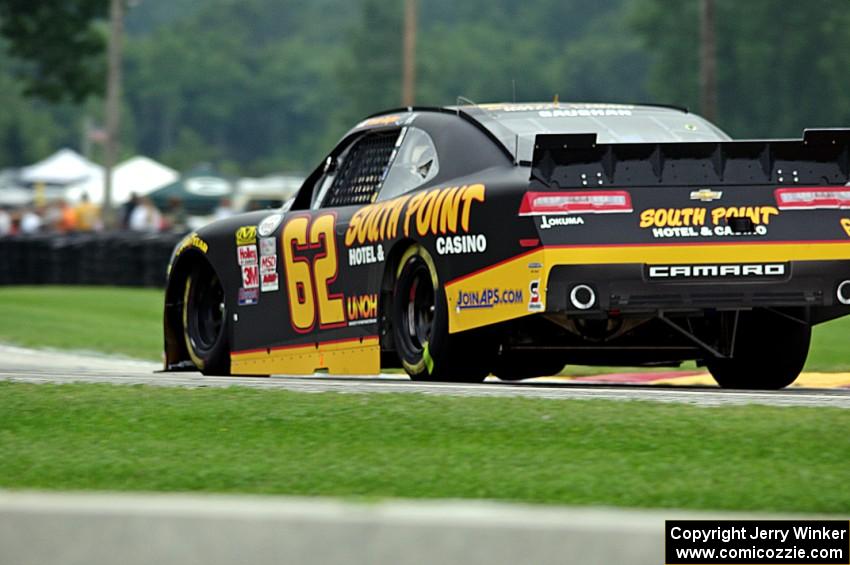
<box><xmin>690</xmin><ymin>189</ymin><xmax>723</xmax><ymax>202</ymax></box>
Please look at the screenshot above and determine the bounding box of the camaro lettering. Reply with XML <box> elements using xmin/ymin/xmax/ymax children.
<box><xmin>436</xmin><ymin>234</ymin><xmax>487</xmax><ymax>255</ymax></box>
<box><xmin>456</xmin><ymin>288</ymin><xmax>524</xmax><ymax>310</ymax></box>
<box><xmin>648</xmin><ymin>264</ymin><xmax>786</xmax><ymax>279</ymax></box>
<box><xmin>345</xmin><ymin>184</ymin><xmax>486</xmax><ymax>246</ymax></box>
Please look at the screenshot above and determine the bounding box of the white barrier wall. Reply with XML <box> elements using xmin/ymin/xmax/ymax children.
<box><xmin>0</xmin><ymin>491</ymin><xmax>822</xmax><ymax>565</ymax></box>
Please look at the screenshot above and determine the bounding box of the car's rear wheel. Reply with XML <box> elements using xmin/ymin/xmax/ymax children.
<box><xmin>183</xmin><ymin>262</ymin><xmax>230</xmax><ymax>375</ymax></box>
<box><xmin>391</xmin><ymin>245</ymin><xmax>491</xmax><ymax>382</ymax></box>
<box><xmin>707</xmin><ymin>310</ymin><xmax>810</xmax><ymax>390</ymax></box>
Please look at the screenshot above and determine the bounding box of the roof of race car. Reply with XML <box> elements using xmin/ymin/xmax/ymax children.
<box><xmin>362</xmin><ymin>102</ymin><xmax>731</xmax><ymax>163</ymax></box>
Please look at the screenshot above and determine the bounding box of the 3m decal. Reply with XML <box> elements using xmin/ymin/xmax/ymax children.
<box><xmin>236</xmin><ymin>225</ymin><xmax>257</xmax><ymax>246</ymax></box>
<box><xmin>282</xmin><ymin>213</ymin><xmax>345</xmax><ymax>332</ymax></box>
<box><xmin>237</xmin><ymin>288</ymin><xmax>259</xmax><ymax>306</ymax></box>
<box><xmin>841</xmin><ymin>218</ymin><xmax>850</xmax><ymax>238</ymax></box>
<box><xmin>538</xmin><ymin>215</ymin><xmax>584</xmax><ymax>229</ymax></box>
<box><xmin>348</xmin><ymin>244</ymin><xmax>384</xmax><ymax>266</ymax></box>
<box><xmin>345</xmin><ymin>184</ymin><xmax>486</xmax><ymax>246</ymax></box>
<box><xmin>455</xmin><ymin>288</ymin><xmax>524</xmax><ymax>311</ymax></box>
<box><xmin>237</xmin><ymin>245</ymin><xmax>258</xmax><ymax>266</ymax></box>
<box><xmin>241</xmin><ymin>264</ymin><xmax>259</xmax><ymax>289</ymax></box>
<box><xmin>347</xmin><ymin>294</ymin><xmax>378</xmax><ymax>326</ymax></box>
<box><xmin>528</xmin><ymin>280</ymin><xmax>543</xmax><ymax>312</ymax></box>
<box><xmin>436</xmin><ymin>234</ymin><xmax>487</xmax><ymax>255</ymax></box>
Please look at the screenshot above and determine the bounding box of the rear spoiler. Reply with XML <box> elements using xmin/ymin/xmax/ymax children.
<box><xmin>530</xmin><ymin>129</ymin><xmax>850</xmax><ymax>189</ymax></box>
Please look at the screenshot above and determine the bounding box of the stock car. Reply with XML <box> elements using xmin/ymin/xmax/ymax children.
<box><xmin>163</xmin><ymin>102</ymin><xmax>850</xmax><ymax>389</ymax></box>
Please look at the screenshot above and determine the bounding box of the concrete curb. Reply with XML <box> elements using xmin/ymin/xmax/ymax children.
<box><xmin>0</xmin><ymin>491</ymin><xmax>833</xmax><ymax>565</ymax></box>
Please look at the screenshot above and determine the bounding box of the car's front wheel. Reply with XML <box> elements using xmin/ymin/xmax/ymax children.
<box><xmin>183</xmin><ymin>262</ymin><xmax>230</xmax><ymax>375</ymax></box>
<box><xmin>707</xmin><ymin>310</ymin><xmax>810</xmax><ymax>390</ymax></box>
<box><xmin>391</xmin><ymin>245</ymin><xmax>492</xmax><ymax>382</ymax></box>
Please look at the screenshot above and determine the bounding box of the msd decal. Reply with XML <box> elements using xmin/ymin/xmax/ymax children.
<box><xmin>260</xmin><ymin>254</ymin><xmax>278</xmax><ymax>292</ymax></box>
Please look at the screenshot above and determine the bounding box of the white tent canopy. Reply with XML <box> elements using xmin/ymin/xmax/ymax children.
<box><xmin>20</xmin><ymin>149</ymin><xmax>103</xmax><ymax>186</ymax></box>
<box><xmin>65</xmin><ymin>156</ymin><xmax>179</xmax><ymax>206</ymax></box>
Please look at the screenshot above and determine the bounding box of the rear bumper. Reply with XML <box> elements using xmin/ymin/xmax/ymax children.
<box><xmin>546</xmin><ymin>260</ymin><xmax>850</xmax><ymax>314</ymax></box>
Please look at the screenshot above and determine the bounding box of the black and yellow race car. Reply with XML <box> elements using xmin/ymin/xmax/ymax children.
<box><xmin>163</xmin><ymin>102</ymin><xmax>850</xmax><ymax>389</ymax></box>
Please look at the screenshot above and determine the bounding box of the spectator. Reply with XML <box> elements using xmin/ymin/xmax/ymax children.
<box><xmin>42</xmin><ymin>203</ymin><xmax>63</xmax><ymax>232</ymax></box>
<box><xmin>20</xmin><ymin>207</ymin><xmax>42</xmax><ymax>233</ymax></box>
<box><xmin>59</xmin><ymin>200</ymin><xmax>78</xmax><ymax>232</ymax></box>
<box><xmin>75</xmin><ymin>193</ymin><xmax>101</xmax><ymax>232</ymax></box>
<box><xmin>129</xmin><ymin>196</ymin><xmax>162</xmax><ymax>232</ymax></box>
<box><xmin>213</xmin><ymin>197</ymin><xmax>235</xmax><ymax>220</ymax></box>
<box><xmin>0</xmin><ymin>206</ymin><xmax>10</xmax><ymax>236</ymax></box>
<box><xmin>121</xmin><ymin>192</ymin><xmax>139</xmax><ymax>230</ymax></box>
<box><xmin>163</xmin><ymin>197</ymin><xmax>188</xmax><ymax>233</ymax></box>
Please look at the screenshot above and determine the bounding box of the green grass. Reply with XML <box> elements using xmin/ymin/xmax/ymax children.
<box><xmin>0</xmin><ymin>382</ymin><xmax>848</xmax><ymax>513</ymax></box>
<box><xmin>804</xmin><ymin>316</ymin><xmax>850</xmax><ymax>372</ymax></box>
<box><xmin>0</xmin><ymin>286</ymin><xmax>163</xmax><ymax>360</ymax></box>
<box><xmin>0</xmin><ymin>285</ymin><xmax>847</xmax><ymax>372</ymax></box>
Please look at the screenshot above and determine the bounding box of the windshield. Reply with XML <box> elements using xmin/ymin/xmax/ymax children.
<box><xmin>461</xmin><ymin>103</ymin><xmax>731</xmax><ymax>162</ymax></box>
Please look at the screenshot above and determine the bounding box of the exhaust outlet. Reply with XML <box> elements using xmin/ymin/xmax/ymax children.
<box><xmin>569</xmin><ymin>284</ymin><xmax>596</xmax><ymax>310</ymax></box>
<box><xmin>837</xmin><ymin>280</ymin><xmax>850</xmax><ymax>305</ymax></box>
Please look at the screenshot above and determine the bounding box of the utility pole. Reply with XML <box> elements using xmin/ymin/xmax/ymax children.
<box><xmin>699</xmin><ymin>0</ymin><xmax>717</xmax><ymax>122</ymax></box>
<box><xmin>402</xmin><ymin>0</ymin><xmax>417</xmax><ymax>106</ymax></box>
<box><xmin>103</xmin><ymin>0</ymin><xmax>125</xmax><ymax>229</ymax></box>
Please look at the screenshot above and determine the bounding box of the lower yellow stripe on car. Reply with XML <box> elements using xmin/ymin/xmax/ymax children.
<box><xmin>231</xmin><ymin>336</ymin><xmax>380</xmax><ymax>375</ymax></box>
<box><xmin>445</xmin><ymin>241</ymin><xmax>850</xmax><ymax>334</ymax></box>
<box><xmin>543</xmin><ymin>240</ymin><xmax>850</xmax><ymax>265</ymax></box>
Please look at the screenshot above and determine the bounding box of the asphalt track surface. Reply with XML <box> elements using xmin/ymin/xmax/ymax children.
<box><xmin>2</xmin><ymin>344</ymin><xmax>850</xmax><ymax>408</ymax></box>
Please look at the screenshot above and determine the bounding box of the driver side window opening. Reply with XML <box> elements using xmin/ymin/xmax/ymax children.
<box><xmin>314</xmin><ymin>130</ymin><xmax>401</xmax><ymax>209</ymax></box>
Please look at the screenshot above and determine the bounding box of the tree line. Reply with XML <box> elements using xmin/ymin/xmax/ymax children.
<box><xmin>0</xmin><ymin>0</ymin><xmax>848</xmax><ymax>175</ymax></box>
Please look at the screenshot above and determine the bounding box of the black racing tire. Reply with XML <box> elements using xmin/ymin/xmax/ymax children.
<box><xmin>391</xmin><ymin>245</ymin><xmax>492</xmax><ymax>383</ymax></box>
<box><xmin>707</xmin><ymin>310</ymin><xmax>810</xmax><ymax>390</ymax></box>
<box><xmin>182</xmin><ymin>262</ymin><xmax>231</xmax><ymax>376</ymax></box>
<box><xmin>493</xmin><ymin>352</ymin><xmax>565</xmax><ymax>381</ymax></box>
